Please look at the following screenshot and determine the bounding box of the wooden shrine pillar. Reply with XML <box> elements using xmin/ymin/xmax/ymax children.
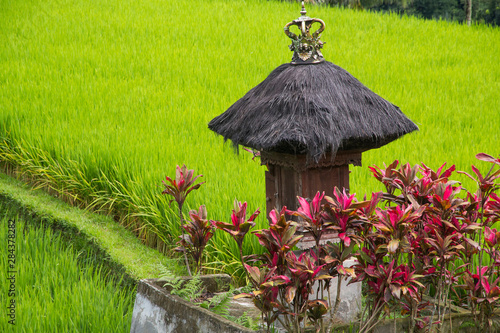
<box><xmin>261</xmin><ymin>150</ymin><xmax>362</xmax><ymax>218</ymax></box>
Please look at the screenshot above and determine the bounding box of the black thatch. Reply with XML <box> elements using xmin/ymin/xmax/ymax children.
<box><xmin>208</xmin><ymin>61</ymin><xmax>418</xmax><ymax>161</ymax></box>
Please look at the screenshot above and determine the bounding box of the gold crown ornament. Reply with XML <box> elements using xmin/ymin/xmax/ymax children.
<box><xmin>284</xmin><ymin>1</ymin><xmax>326</xmax><ymax>64</ymax></box>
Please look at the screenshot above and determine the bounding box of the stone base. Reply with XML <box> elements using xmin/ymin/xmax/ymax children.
<box><xmin>130</xmin><ymin>277</ymin><xmax>255</xmax><ymax>333</ymax></box>
<box><xmin>313</xmin><ymin>259</ymin><xmax>361</xmax><ymax>324</ymax></box>
<box><xmin>130</xmin><ymin>266</ymin><xmax>361</xmax><ymax>333</ymax></box>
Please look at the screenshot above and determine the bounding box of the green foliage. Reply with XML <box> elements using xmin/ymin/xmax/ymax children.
<box><xmin>158</xmin><ymin>269</ymin><xmax>204</xmax><ymax>302</ymax></box>
<box><xmin>228</xmin><ymin>312</ymin><xmax>261</xmax><ymax>331</ymax></box>
<box><xmin>159</xmin><ymin>268</ymin><xmax>259</xmax><ymax>329</ymax></box>
<box><xmin>201</xmin><ymin>290</ymin><xmax>261</xmax><ymax>330</ymax></box>
<box><xmin>340</xmin><ymin>0</ymin><xmax>500</xmax><ymax>25</ymax></box>
<box><xmin>172</xmin><ymin>276</ymin><xmax>205</xmax><ymax>302</ymax></box>
<box><xmin>200</xmin><ymin>291</ymin><xmax>232</xmax><ymax>317</ymax></box>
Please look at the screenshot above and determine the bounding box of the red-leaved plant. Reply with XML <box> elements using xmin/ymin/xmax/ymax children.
<box><xmin>162</xmin><ymin>165</ymin><xmax>204</xmax><ymax>276</ymax></box>
<box><xmin>234</xmin><ymin>152</ymin><xmax>499</xmax><ymax>332</ymax></box>
<box><xmin>174</xmin><ymin>205</ymin><xmax>216</xmax><ymax>274</ymax></box>
<box><xmin>162</xmin><ymin>153</ymin><xmax>500</xmax><ymax>332</ymax></box>
<box><xmin>352</xmin><ymin>152</ymin><xmax>500</xmax><ymax>333</ymax></box>
<box><xmin>215</xmin><ymin>200</ymin><xmax>260</xmax><ymax>268</ymax></box>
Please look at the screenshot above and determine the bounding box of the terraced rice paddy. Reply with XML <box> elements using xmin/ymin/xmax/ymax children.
<box><xmin>0</xmin><ymin>0</ymin><xmax>499</xmax><ymax>277</ymax></box>
<box><xmin>0</xmin><ymin>210</ymin><xmax>135</xmax><ymax>331</ymax></box>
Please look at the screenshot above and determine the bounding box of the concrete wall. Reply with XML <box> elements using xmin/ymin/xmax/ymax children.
<box><xmin>130</xmin><ymin>279</ymin><xmax>256</xmax><ymax>333</ymax></box>
<box><xmin>313</xmin><ymin>259</ymin><xmax>362</xmax><ymax>323</ymax></box>
<box><xmin>130</xmin><ymin>265</ymin><xmax>362</xmax><ymax>333</ymax></box>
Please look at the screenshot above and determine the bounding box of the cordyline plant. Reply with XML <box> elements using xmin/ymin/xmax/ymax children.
<box><xmin>360</xmin><ymin>162</ymin><xmax>464</xmax><ymax>332</ymax></box>
<box><xmin>162</xmin><ymin>164</ymin><xmax>205</xmax><ymax>276</ymax></box>
<box><xmin>174</xmin><ymin>205</ymin><xmax>216</xmax><ymax>274</ymax></box>
<box><xmin>251</xmin><ymin>206</ymin><xmax>303</xmax><ymax>275</ymax></box>
<box><xmin>215</xmin><ymin>200</ymin><xmax>260</xmax><ymax>268</ymax></box>
<box><xmin>232</xmin><ymin>207</ymin><xmax>332</xmax><ymax>333</ymax></box>
<box><xmin>321</xmin><ymin>188</ymin><xmax>370</xmax><ymax>318</ymax></box>
<box><xmin>456</xmin><ymin>153</ymin><xmax>500</xmax><ymax>331</ymax></box>
<box><xmin>160</xmin><ymin>154</ymin><xmax>499</xmax><ymax>332</ymax></box>
<box><xmin>230</xmin><ymin>152</ymin><xmax>499</xmax><ymax>333</ymax></box>
<box><xmin>245</xmin><ymin>152</ymin><xmax>498</xmax><ymax>332</ymax></box>
<box><xmin>291</xmin><ymin>191</ymin><xmax>327</xmax><ymax>256</ymax></box>
<box><xmin>290</xmin><ymin>191</ymin><xmax>334</xmax><ymax>321</ymax></box>
<box><xmin>219</xmin><ymin>192</ymin><xmax>371</xmax><ymax>332</ymax></box>
<box><xmin>351</xmin><ymin>152</ymin><xmax>500</xmax><ymax>333</ymax></box>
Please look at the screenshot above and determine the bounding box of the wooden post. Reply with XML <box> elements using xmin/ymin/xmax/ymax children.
<box><xmin>261</xmin><ymin>151</ymin><xmax>362</xmax><ymax>219</ymax></box>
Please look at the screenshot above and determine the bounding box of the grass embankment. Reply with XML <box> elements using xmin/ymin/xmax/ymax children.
<box><xmin>0</xmin><ymin>0</ymin><xmax>499</xmax><ymax>279</ymax></box>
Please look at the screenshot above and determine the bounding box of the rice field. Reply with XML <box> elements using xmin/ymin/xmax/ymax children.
<box><xmin>0</xmin><ymin>0</ymin><xmax>499</xmax><ymax>277</ymax></box>
<box><xmin>0</xmin><ymin>210</ymin><xmax>135</xmax><ymax>332</ymax></box>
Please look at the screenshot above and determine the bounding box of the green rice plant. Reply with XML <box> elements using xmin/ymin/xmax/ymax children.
<box><xmin>0</xmin><ymin>0</ymin><xmax>499</xmax><ymax>282</ymax></box>
<box><xmin>0</xmin><ymin>209</ymin><xmax>135</xmax><ymax>332</ymax></box>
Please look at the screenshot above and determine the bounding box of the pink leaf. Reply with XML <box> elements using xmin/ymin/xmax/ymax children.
<box><xmin>297</xmin><ymin>196</ymin><xmax>312</xmax><ymax>219</ymax></box>
<box><xmin>476</xmin><ymin>153</ymin><xmax>500</xmax><ymax>165</ymax></box>
<box><xmin>344</xmin><ymin>235</ymin><xmax>351</xmax><ymax>247</ymax></box>
<box><xmin>269</xmin><ymin>209</ymin><xmax>278</xmax><ymax>225</ymax></box>
<box><xmin>312</xmin><ymin>191</ymin><xmax>324</xmax><ymax>212</ymax></box>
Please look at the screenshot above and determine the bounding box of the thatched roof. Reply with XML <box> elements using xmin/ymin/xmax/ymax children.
<box><xmin>208</xmin><ymin>60</ymin><xmax>418</xmax><ymax>161</ymax></box>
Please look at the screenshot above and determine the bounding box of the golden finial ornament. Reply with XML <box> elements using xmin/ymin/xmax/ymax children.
<box><xmin>284</xmin><ymin>1</ymin><xmax>326</xmax><ymax>64</ymax></box>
